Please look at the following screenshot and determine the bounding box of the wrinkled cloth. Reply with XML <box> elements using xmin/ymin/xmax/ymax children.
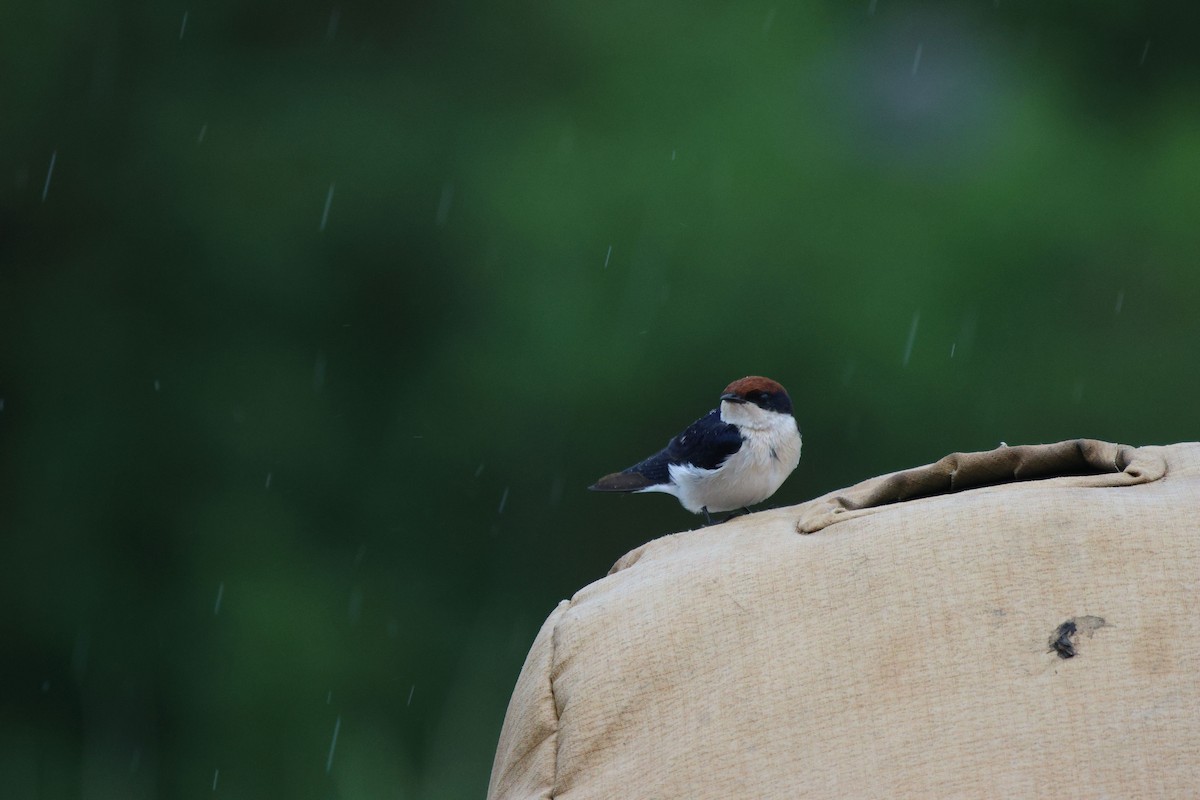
<box><xmin>489</xmin><ymin>441</ymin><xmax>1200</xmax><ymax>799</ymax></box>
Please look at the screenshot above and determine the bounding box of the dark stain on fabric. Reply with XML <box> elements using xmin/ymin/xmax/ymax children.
<box><xmin>1049</xmin><ymin>615</ymin><xmax>1109</xmax><ymax>659</ymax></box>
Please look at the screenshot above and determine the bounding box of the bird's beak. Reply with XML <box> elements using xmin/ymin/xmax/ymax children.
<box><xmin>720</xmin><ymin>393</ymin><xmax>746</xmax><ymax>404</ymax></box>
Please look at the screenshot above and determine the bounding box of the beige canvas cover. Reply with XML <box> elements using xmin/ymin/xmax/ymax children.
<box><xmin>488</xmin><ymin>440</ymin><xmax>1200</xmax><ymax>799</ymax></box>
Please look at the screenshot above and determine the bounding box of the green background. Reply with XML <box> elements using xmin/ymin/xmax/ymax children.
<box><xmin>3</xmin><ymin>2</ymin><xmax>1198</xmax><ymax>797</ymax></box>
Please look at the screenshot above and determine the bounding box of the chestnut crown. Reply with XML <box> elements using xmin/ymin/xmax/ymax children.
<box><xmin>719</xmin><ymin>376</ymin><xmax>793</xmax><ymax>416</ymax></box>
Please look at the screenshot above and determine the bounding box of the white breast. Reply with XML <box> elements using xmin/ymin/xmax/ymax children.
<box><xmin>667</xmin><ymin>411</ymin><xmax>801</xmax><ymax>514</ymax></box>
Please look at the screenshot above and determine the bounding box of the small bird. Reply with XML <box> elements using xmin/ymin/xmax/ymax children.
<box><xmin>589</xmin><ymin>376</ymin><xmax>801</xmax><ymax>524</ymax></box>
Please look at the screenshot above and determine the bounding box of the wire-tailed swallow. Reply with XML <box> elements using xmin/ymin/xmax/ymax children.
<box><xmin>589</xmin><ymin>376</ymin><xmax>801</xmax><ymax>524</ymax></box>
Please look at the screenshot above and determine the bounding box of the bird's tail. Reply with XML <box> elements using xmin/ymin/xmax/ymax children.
<box><xmin>588</xmin><ymin>471</ymin><xmax>657</xmax><ymax>492</ymax></box>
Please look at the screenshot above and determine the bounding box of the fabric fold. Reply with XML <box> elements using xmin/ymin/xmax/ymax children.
<box><xmin>797</xmin><ymin>439</ymin><xmax>1167</xmax><ymax>534</ymax></box>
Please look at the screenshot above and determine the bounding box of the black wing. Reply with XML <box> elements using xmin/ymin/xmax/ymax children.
<box><xmin>590</xmin><ymin>410</ymin><xmax>744</xmax><ymax>491</ymax></box>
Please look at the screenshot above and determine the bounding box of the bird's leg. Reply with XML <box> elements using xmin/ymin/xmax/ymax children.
<box><xmin>707</xmin><ymin>507</ymin><xmax>754</xmax><ymax>525</ymax></box>
<box><xmin>701</xmin><ymin>507</ymin><xmax>715</xmax><ymax>526</ymax></box>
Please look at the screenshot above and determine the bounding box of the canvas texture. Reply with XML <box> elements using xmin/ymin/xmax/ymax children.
<box><xmin>488</xmin><ymin>440</ymin><xmax>1200</xmax><ymax>799</ymax></box>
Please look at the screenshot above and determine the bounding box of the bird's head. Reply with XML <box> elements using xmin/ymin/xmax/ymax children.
<box><xmin>719</xmin><ymin>376</ymin><xmax>794</xmax><ymax>428</ymax></box>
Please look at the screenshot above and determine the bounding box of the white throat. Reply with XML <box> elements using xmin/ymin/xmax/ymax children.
<box><xmin>720</xmin><ymin>400</ymin><xmax>784</xmax><ymax>431</ymax></box>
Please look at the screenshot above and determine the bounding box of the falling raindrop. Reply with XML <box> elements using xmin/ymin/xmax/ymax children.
<box><xmin>179</xmin><ymin>11</ymin><xmax>189</xmax><ymax>40</ymax></box>
<box><xmin>474</xmin><ymin>462</ymin><xmax>485</xmax><ymax>478</ymax></box>
<box><xmin>762</xmin><ymin>7</ymin><xmax>776</xmax><ymax>35</ymax></box>
<box><xmin>347</xmin><ymin>588</ymin><xmax>363</xmax><ymax>624</ymax></box>
<box><xmin>868</xmin><ymin>0</ymin><xmax>877</xmax><ymax>14</ymax></box>
<box><xmin>1140</xmin><ymin>39</ymin><xmax>1151</xmax><ymax>66</ymax></box>
<box><xmin>326</xmin><ymin>7</ymin><xmax>341</xmax><ymax>40</ymax></box>
<box><xmin>604</xmin><ymin>245</ymin><xmax>612</xmax><ymax>268</ymax></box>
<box><xmin>264</xmin><ymin>472</ymin><xmax>272</xmax><ymax>490</ymax></box>
<box><xmin>911</xmin><ymin>43</ymin><xmax>923</xmax><ymax>76</ymax></box>
<box><xmin>1114</xmin><ymin>290</ymin><xmax>1124</xmax><ymax>314</ymax></box>
<box><xmin>153</xmin><ymin>379</ymin><xmax>161</xmax><ymax>392</ymax></box>
<box><xmin>212</xmin><ymin>769</ymin><xmax>219</xmax><ymax>791</ymax></box>
<box><xmin>214</xmin><ymin>583</ymin><xmax>224</xmax><ymax>615</ymax></box>
<box><xmin>319</xmin><ymin>184</ymin><xmax>335</xmax><ymax>232</ymax></box>
<box><xmin>197</xmin><ymin>124</ymin><xmax>208</xmax><ymax>144</ymax></box>
<box><xmin>436</xmin><ymin>182</ymin><xmax>454</xmax><ymax>226</ymax></box>
<box><xmin>498</xmin><ymin>487</ymin><xmax>510</xmax><ymax>514</ymax></box>
<box><xmin>902</xmin><ymin>312</ymin><xmax>920</xmax><ymax>366</ymax></box>
<box><xmin>41</xmin><ymin>151</ymin><xmax>56</xmax><ymax>202</ymax></box>
<box><xmin>326</xmin><ymin>690</ymin><xmax>332</xmax><ymax>704</ymax></box>
<box><xmin>950</xmin><ymin>342</ymin><xmax>956</xmax><ymax>358</ymax></box>
<box><xmin>407</xmin><ymin>685</ymin><xmax>415</xmax><ymax>706</ymax></box>
<box><xmin>325</xmin><ymin>716</ymin><xmax>341</xmax><ymax>774</ymax></box>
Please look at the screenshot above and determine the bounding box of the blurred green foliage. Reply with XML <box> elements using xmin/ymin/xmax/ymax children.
<box><xmin>2</xmin><ymin>1</ymin><xmax>1199</xmax><ymax>797</ymax></box>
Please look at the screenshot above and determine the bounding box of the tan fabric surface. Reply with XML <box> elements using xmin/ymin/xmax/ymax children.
<box><xmin>489</xmin><ymin>441</ymin><xmax>1200</xmax><ymax>799</ymax></box>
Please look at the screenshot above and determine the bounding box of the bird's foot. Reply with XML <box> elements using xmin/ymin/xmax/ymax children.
<box><xmin>700</xmin><ymin>506</ymin><xmax>754</xmax><ymax>526</ymax></box>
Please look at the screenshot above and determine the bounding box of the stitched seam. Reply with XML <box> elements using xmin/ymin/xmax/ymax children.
<box><xmin>548</xmin><ymin>600</ymin><xmax>568</xmax><ymax>800</ymax></box>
